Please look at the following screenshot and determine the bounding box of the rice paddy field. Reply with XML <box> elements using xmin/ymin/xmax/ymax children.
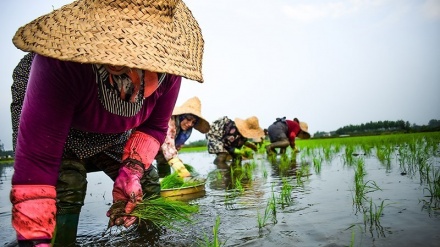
<box><xmin>1</xmin><ymin>132</ymin><xmax>439</xmax><ymax>246</ymax></box>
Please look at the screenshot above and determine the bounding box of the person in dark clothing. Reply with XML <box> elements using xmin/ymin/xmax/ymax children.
<box><xmin>266</xmin><ymin>117</ymin><xmax>311</xmax><ymax>155</ymax></box>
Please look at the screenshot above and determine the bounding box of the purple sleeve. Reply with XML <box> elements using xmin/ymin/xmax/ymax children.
<box><xmin>136</xmin><ymin>74</ymin><xmax>181</xmax><ymax>144</ymax></box>
<box><xmin>12</xmin><ymin>55</ymin><xmax>85</xmax><ymax>186</ymax></box>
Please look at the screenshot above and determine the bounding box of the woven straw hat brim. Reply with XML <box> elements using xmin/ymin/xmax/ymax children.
<box><xmin>299</xmin><ymin>122</ymin><xmax>311</xmax><ymax>139</ymax></box>
<box><xmin>172</xmin><ymin>97</ymin><xmax>210</xmax><ymax>133</ymax></box>
<box><xmin>234</xmin><ymin>117</ymin><xmax>264</xmax><ymax>140</ymax></box>
<box><xmin>12</xmin><ymin>0</ymin><xmax>204</xmax><ymax>82</ymax></box>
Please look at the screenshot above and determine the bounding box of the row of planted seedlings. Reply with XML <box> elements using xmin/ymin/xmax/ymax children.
<box><xmin>295</xmin><ymin>132</ymin><xmax>440</xmax><ymax>243</ymax></box>
<box><xmin>296</xmin><ymin>137</ymin><xmax>387</xmax><ymax>239</ymax></box>
<box><xmin>204</xmin><ymin>143</ymin><xmax>311</xmax><ymax>245</ymax></box>
<box><xmin>203</xmin><ymin>132</ymin><xmax>440</xmax><ymax>245</ymax></box>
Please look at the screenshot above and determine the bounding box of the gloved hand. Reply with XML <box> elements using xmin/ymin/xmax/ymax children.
<box><xmin>107</xmin><ymin>131</ymin><xmax>160</xmax><ymax>227</ymax></box>
<box><xmin>107</xmin><ymin>161</ymin><xmax>144</xmax><ymax>227</ymax></box>
<box><xmin>168</xmin><ymin>157</ymin><xmax>191</xmax><ymax>177</ymax></box>
<box><xmin>10</xmin><ymin>185</ymin><xmax>57</xmax><ymax>246</ymax></box>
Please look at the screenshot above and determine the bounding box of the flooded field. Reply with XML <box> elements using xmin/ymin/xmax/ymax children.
<box><xmin>1</xmin><ymin>133</ymin><xmax>440</xmax><ymax>246</ymax></box>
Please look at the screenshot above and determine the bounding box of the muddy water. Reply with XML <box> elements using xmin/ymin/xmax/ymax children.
<box><xmin>1</xmin><ymin>150</ymin><xmax>440</xmax><ymax>247</ymax></box>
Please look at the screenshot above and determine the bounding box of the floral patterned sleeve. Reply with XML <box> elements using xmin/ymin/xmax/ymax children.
<box><xmin>207</xmin><ymin>116</ymin><xmax>229</xmax><ymax>154</ymax></box>
<box><xmin>160</xmin><ymin>116</ymin><xmax>179</xmax><ymax>161</ymax></box>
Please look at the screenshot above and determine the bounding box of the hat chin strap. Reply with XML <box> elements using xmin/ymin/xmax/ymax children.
<box><xmin>104</xmin><ymin>65</ymin><xmax>130</xmax><ymax>75</ymax></box>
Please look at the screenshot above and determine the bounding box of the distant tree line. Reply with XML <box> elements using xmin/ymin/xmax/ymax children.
<box><xmin>314</xmin><ymin>119</ymin><xmax>440</xmax><ymax>137</ymax></box>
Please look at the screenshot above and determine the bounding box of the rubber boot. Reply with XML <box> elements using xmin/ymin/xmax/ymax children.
<box><xmin>214</xmin><ymin>152</ymin><xmax>229</xmax><ymax>169</ymax></box>
<box><xmin>141</xmin><ymin>166</ymin><xmax>161</xmax><ymax>199</ymax></box>
<box><xmin>155</xmin><ymin>152</ymin><xmax>171</xmax><ymax>178</ymax></box>
<box><xmin>53</xmin><ymin>214</ymin><xmax>80</xmax><ymax>247</ymax></box>
<box><xmin>53</xmin><ymin>160</ymin><xmax>87</xmax><ymax>247</ymax></box>
<box><xmin>157</xmin><ymin>162</ymin><xmax>171</xmax><ymax>178</ymax></box>
<box><xmin>266</xmin><ymin>140</ymin><xmax>290</xmax><ymax>155</ymax></box>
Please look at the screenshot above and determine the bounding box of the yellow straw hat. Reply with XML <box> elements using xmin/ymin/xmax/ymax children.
<box><xmin>298</xmin><ymin>121</ymin><xmax>311</xmax><ymax>139</ymax></box>
<box><xmin>234</xmin><ymin>116</ymin><xmax>265</xmax><ymax>140</ymax></box>
<box><xmin>12</xmin><ymin>0</ymin><xmax>204</xmax><ymax>82</ymax></box>
<box><xmin>172</xmin><ymin>97</ymin><xmax>210</xmax><ymax>133</ymax></box>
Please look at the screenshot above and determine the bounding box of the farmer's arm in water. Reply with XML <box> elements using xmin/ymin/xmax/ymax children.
<box><xmin>108</xmin><ymin>75</ymin><xmax>182</xmax><ymax>227</ymax></box>
<box><xmin>160</xmin><ymin>116</ymin><xmax>191</xmax><ymax>177</ymax></box>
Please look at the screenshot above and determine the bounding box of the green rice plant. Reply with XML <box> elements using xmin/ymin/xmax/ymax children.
<box><xmin>278</xmin><ymin>177</ymin><xmax>293</xmax><ymax>209</ymax></box>
<box><xmin>352</xmin><ymin>158</ymin><xmax>381</xmax><ymax>210</ymax></box>
<box><xmin>343</xmin><ymin>145</ymin><xmax>355</xmax><ymax>166</ymax></box>
<box><xmin>312</xmin><ymin>156</ymin><xmax>322</xmax><ymax>174</ymax></box>
<box><xmin>360</xmin><ymin>143</ymin><xmax>373</xmax><ymax>157</ymax></box>
<box><xmin>295</xmin><ymin>162</ymin><xmax>310</xmax><ymax>186</ymax></box>
<box><xmin>258</xmin><ymin>186</ymin><xmax>278</xmax><ymax>230</ymax></box>
<box><xmin>257</xmin><ymin>204</ymin><xmax>271</xmax><ymax>230</ymax></box>
<box><xmin>424</xmin><ymin>165</ymin><xmax>440</xmax><ymax>200</ymax></box>
<box><xmin>234</xmin><ymin>178</ymin><xmax>244</xmax><ymax>194</ymax></box>
<box><xmin>160</xmin><ymin>172</ymin><xmax>202</xmax><ymax>189</ymax></box>
<box><xmin>130</xmin><ymin>196</ymin><xmax>199</xmax><ymax>230</ymax></box>
<box><xmin>269</xmin><ymin>186</ymin><xmax>278</xmax><ymax>224</ymax></box>
<box><xmin>261</xmin><ymin>165</ymin><xmax>268</xmax><ymax>179</ymax></box>
<box><xmin>275</xmin><ymin>153</ymin><xmax>294</xmax><ymax>177</ymax></box>
<box><xmin>198</xmin><ymin>215</ymin><xmax>225</xmax><ymax>247</ymax></box>
<box><xmin>322</xmin><ymin>146</ymin><xmax>334</xmax><ymax>163</ymax></box>
<box><xmin>363</xmin><ymin>198</ymin><xmax>387</xmax><ymax>237</ymax></box>
<box><xmin>375</xmin><ymin>145</ymin><xmax>392</xmax><ymax>170</ymax></box>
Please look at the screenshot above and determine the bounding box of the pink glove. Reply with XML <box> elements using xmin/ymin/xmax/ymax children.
<box><xmin>108</xmin><ymin>131</ymin><xmax>160</xmax><ymax>227</ymax></box>
<box><xmin>108</xmin><ymin>162</ymin><xmax>144</xmax><ymax>227</ymax></box>
<box><xmin>10</xmin><ymin>185</ymin><xmax>56</xmax><ymax>244</ymax></box>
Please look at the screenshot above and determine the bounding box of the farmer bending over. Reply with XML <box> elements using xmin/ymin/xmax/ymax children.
<box><xmin>155</xmin><ymin>97</ymin><xmax>210</xmax><ymax>178</ymax></box>
<box><xmin>9</xmin><ymin>0</ymin><xmax>204</xmax><ymax>246</ymax></box>
<box><xmin>206</xmin><ymin>116</ymin><xmax>265</xmax><ymax>168</ymax></box>
<box><xmin>266</xmin><ymin>117</ymin><xmax>311</xmax><ymax>155</ymax></box>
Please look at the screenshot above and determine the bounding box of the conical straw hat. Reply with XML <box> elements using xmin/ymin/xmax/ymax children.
<box><xmin>12</xmin><ymin>0</ymin><xmax>204</xmax><ymax>82</ymax></box>
<box><xmin>298</xmin><ymin>121</ymin><xmax>311</xmax><ymax>139</ymax></box>
<box><xmin>234</xmin><ymin>116</ymin><xmax>264</xmax><ymax>139</ymax></box>
<box><xmin>172</xmin><ymin>97</ymin><xmax>210</xmax><ymax>133</ymax></box>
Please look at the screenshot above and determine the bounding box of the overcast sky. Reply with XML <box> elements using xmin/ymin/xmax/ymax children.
<box><xmin>1</xmin><ymin>0</ymin><xmax>440</xmax><ymax>150</ymax></box>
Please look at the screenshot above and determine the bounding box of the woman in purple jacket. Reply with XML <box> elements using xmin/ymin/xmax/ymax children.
<box><xmin>9</xmin><ymin>0</ymin><xmax>204</xmax><ymax>246</ymax></box>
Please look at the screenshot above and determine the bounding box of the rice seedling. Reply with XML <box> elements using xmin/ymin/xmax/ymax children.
<box><xmin>257</xmin><ymin>204</ymin><xmax>271</xmax><ymax>230</ymax></box>
<box><xmin>322</xmin><ymin>146</ymin><xmax>334</xmax><ymax>163</ymax></box>
<box><xmin>160</xmin><ymin>172</ymin><xmax>203</xmax><ymax>189</ymax></box>
<box><xmin>312</xmin><ymin>156</ymin><xmax>322</xmax><ymax>174</ymax></box>
<box><xmin>343</xmin><ymin>145</ymin><xmax>355</xmax><ymax>166</ymax></box>
<box><xmin>424</xmin><ymin>165</ymin><xmax>440</xmax><ymax>200</ymax></box>
<box><xmin>257</xmin><ymin>186</ymin><xmax>278</xmax><ymax>230</ymax></box>
<box><xmin>198</xmin><ymin>215</ymin><xmax>225</xmax><ymax>247</ymax></box>
<box><xmin>295</xmin><ymin>162</ymin><xmax>310</xmax><ymax>186</ymax></box>
<box><xmin>375</xmin><ymin>145</ymin><xmax>393</xmax><ymax>170</ymax></box>
<box><xmin>352</xmin><ymin>157</ymin><xmax>381</xmax><ymax>210</ymax></box>
<box><xmin>261</xmin><ymin>165</ymin><xmax>268</xmax><ymax>179</ymax></box>
<box><xmin>278</xmin><ymin>177</ymin><xmax>293</xmax><ymax>209</ymax></box>
<box><xmin>269</xmin><ymin>187</ymin><xmax>278</xmax><ymax>224</ymax></box>
<box><xmin>363</xmin><ymin>198</ymin><xmax>387</xmax><ymax>237</ymax></box>
<box><xmin>129</xmin><ymin>196</ymin><xmax>199</xmax><ymax>230</ymax></box>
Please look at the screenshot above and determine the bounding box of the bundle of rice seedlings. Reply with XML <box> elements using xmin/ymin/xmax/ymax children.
<box><xmin>161</xmin><ymin>172</ymin><xmax>204</xmax><ymax>190</ymax></box>
<box><xmin>130</xmin><ymin>196</ymin><xmax>199</xmax><ymax>230</ymax></box>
